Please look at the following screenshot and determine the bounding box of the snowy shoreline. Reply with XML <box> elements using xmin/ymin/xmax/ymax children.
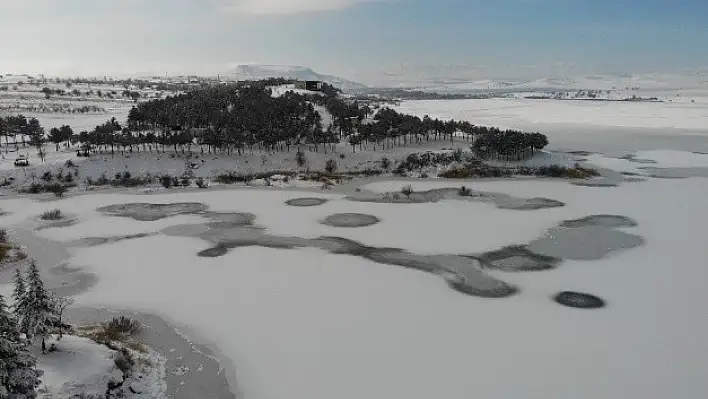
<box><xmin>0</xmin><ymin>223</ymin><xmax>239</xmax><ymax>398</ymax></box>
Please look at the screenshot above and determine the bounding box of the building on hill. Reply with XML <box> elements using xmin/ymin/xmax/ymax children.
<box><xmin>296</xmin><ymin>81</ymin><xmax>323</xmax><ymax>91</ymax></box>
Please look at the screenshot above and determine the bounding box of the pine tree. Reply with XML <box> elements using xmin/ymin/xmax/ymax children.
<box><xmin>0</xmin><ymin>294</ymin><xmax>43</xmax><ymax>398</ymax></box>
<box><xmin>11</xmin><ymin>268</ymin><xmax>27</xmax><ymax>332</ymax></box>
<box><xmin>12</xmin><ymin>268</ymin><xmax>26</xmax><ymax>307</ymax></box>
<box><xmin>15</xmin><ymin>262</ymin><xmax>56</xmax><ymax>351</ymax></box>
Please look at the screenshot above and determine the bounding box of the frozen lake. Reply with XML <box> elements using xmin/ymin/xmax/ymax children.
<box><xmin>1</xmin><ymin>97</ymin><xmax>707</xmax><ymax>399</ymax></box>
<box><xmin>396</xmin><ymin>98</ymin><xmax>708</xmax><ymax>155</ymax></box>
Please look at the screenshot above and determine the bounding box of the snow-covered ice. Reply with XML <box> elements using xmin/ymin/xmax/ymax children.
<box><xmin>396</xmin><ymin>98</ymin><xmax>708</xmax><ymax>131</ymax></box>
<box><xmin>0</xmin><ymin>171</ymin><xmax>707</xmax><ymax>399</ymax></box>
<box><xmin>396</xmin><ymin>98</ymin><xmax>708</xmax><ymax>154</ymax></box>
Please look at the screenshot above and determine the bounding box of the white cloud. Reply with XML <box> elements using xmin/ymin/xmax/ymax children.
<box><xmin>221</xmin><ymin>0</ymin><xmax>387</xmax><ymax>15</ymax></box>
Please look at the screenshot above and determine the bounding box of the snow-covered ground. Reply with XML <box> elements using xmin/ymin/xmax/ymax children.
<box><xmin>36</xmin><ymin>335</ymin><xmax>117</xmax><ymax>397</ymax></box>
<box><xmin>34</xmin><ymin>334</ymin><xmax>166</xmax><ymax>398</ymax></box>
<box><xmin>0</xmin><ymin>137</ymin><xmax>469</xmax><ymax>190</ymax></box>
<box><xmin>396</xmin><ymin>97</ymin><xmax>708</xmax><ymax>154</ymax></box>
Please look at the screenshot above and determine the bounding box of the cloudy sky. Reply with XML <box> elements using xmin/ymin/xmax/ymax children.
<box><xmin>1</xmin><ymin>0</ymin><xmax>707</xmax><ymax>85</ymax></box>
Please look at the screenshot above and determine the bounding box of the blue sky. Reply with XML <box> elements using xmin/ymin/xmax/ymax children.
<box><xmin>1</xmin><ymin>0</ymin><xmax>706</xmax><ymax>85</ymax></box>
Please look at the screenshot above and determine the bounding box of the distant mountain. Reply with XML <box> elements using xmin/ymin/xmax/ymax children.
<box><xmin>396</xmin><ymin>73</ymin><xmax>708</xmax><ymax>94</ymax></box>
<box><xmin>223</xmin><ymin>65</ymin><xmax>367</xmax><ymax>91</ymax></box>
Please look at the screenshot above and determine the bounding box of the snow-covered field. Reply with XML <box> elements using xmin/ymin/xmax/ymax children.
<box><xmin>1</xmin><ymin>96</ymin><xmax>708</xmax><ymax>399</ymax></box>
<box><xmin>396</xmin><ymin>97</ymin><xmax>708</xmax><ymax>154</ymax></box>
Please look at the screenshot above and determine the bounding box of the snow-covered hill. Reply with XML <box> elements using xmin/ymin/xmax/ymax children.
<box><xmin>404</xmin><ymin>72</ymin><xmax>708</xmax><ymax>96</ymax></box>
<box><xmin>223</xmin><ymin>65</ymin><xmax>367</xmax><ymax>91</ymax></box>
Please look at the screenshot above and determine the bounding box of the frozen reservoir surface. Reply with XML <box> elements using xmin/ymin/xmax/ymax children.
<box><xmin>1</xmin><ymin>97</ymin><xmax>707</xmax><ymax>399</ymax></box>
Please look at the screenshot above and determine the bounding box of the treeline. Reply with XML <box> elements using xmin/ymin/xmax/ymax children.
<box><xmin>40</xmin><ymin>86</ymin><xmax>145</xmax><ymax>101</ymax></box>
<box><xmin>1</xmin><ymin>80</ymin><xmax>549</xmax><ymax>162</ymax></box>
<box><xmin>0</xmin><ymin>115</ymin><xmax>45</xmax><ymax>151</ymax></box>
<box><xmin>473</xmin><ymin>130</ymin><xmax>548</xmax><ymax>161</ymax></box>
<box><xmin>356</xmin><ymin>88</ymin><xmax>489</xmax><ymax>101</ymax></box>
<box><xmin>0</xmin><ymin>104</ymin><xmax>105</xmax><ymax>115</ymax></box>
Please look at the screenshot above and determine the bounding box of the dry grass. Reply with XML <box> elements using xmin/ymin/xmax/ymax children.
<box><xmin>0</xmin><ymin>242</ymin><xmax>27</xmax><ymax>264</ymax></box>
<box><xmin>126</xmin><ymin>341</ymin><xmax>149</xmax><ymax>354</ymax></box>
<box><xmin>0</xmin><ymin>243</ymin><xmax>11</xmax><ymax>262</ymax></box>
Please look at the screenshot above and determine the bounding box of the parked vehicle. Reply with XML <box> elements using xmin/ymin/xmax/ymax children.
<box><xmin>14</xmin><ymin>154</ymin><xmax>29</xmax><ymax>167</ymax></box>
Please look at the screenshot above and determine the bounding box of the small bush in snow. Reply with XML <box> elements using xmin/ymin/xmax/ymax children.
<box><xmin>339</xmin><ymin>153</ymin><xmax>346</xmax><ymax>160</ymax></box>
<box><xmin>159</xmin><ymin>175</ymin><xmax>172</xmax><ymax>189</ymax></box>
<box><xmin>420</xmin><ymin>172</ymin><xmax>429</xmax><ymax>178</ymax></box>
<box><xmin>195</xmin><ymin>177</ymin><xmax>208</xmax><ymax>188</ymax></box>
<box><xmin>47</xmin><ymin>183</ymin><xmax>67</xmax><ymax>197</ymax></box>
<box><xmin>459</xmin><ymin>185</ymin><xmax>472</xmax><ymax>196</ymax></box>
<box><xmin>295</xmin><ymin>150</ymin><xmax>307</xmax><ymax>168</ymax></box>
<box><xmin>0</xmin><ymin>229</ymin><xmax>7</xmax><ymax>243</ymax></box>
<box><xmin>171</xmin><ymin>176</ymin><xmax>180</xmax><ymax>187</ymax></box>
<box><xmin>401</xmin><ymin>185</ymin><xmax>414</xmax><ymax>199</ymax></box>
<box><xmin>40</xmin><ymin>209</ymin><xmax>63</xmax><ymax>220</ymax></box>
<box><xmin>325</xmin><ymin>159</ymin><xmax>338</xmax><ymax>174</ymax></box>
<box><xmin>97</xmin><ymin>173</ymin><xmax>109</xmax><ymax>185</ymax></box>
<box><xmin>122</xmin><ymin>171</ymin><xmax>131</xmax><ymax>180</ymax></box>
<box><xmin>181</xmin><ymin>177</ymin><xmax>191</xmax><ymax>187</ymax></box>
<box><xmin>25</xmin><ymin>183</ymin><xmax>43</xmax><ymax>194</ymax></box>
<box><xmin>64</xmin><ymin>159</ymin><xmax>76</xmax><ymax>168</ymax></box>
<box><xmin>380</xmin><ymin>156</ymin><xmax>391</xmax><ymax>170</ymax></box>
<box><xmin>41</xmin><ymin>171</ymin><xmax>53</xmax><ymax>182</ymax></box>
<box><xmin>63</xmin><ymin>173</ymin><xmax>74</xmax><ymax>183</ymax></box>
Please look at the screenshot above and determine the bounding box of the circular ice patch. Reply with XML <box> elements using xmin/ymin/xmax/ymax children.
<box><xmin>560</xmin><ymin>215</ymin><xmax>637</xmax><ymax>229</ymax></box>
<box><xmin>321</xmin><ymin>213</ymin><xmax>380</xmax><ymax>228</ymax></box>
<box><xmin>285</xmin><ymin>198</ymin><xmax>329</xmax><ymax>207</ymax></box>
<box><xmin>197</xmin><ymin>245</ymin><xmax>230</xmax><ymax>258</ymax></box>
<box><xmin>553</xmin><ymin>291</ymin><xmax>606</xmax><ymax>309</ymax></box>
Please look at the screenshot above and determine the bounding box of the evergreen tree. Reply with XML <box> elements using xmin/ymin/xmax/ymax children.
<box><xmin>15</xmin><ymin>262</ymin><xmax>55</xmax><ymax>351</ymax></box>
<box><xmin>12</xmin><ymin>268</ymin><xmax>27</xmax><ymax>332</ymax></box>
<box><xmin>12</xmin><ymin>268</ymin><xmax>26</xmax><ymax>308</ymax></box>
<box><xmin>0</xmin><ymin>294</ymin><xmax>42</xmax><ymax>399</ymax></box>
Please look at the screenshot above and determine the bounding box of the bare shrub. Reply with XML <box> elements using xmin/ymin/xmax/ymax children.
<box><xmin>295</xmin><ymin>150</ymin><xmax>306</xmax><ymax>168</ymax></box>
<box><xmin>159</xmin><ymin>175</ymin><xmax>172</xmax><ymax>188</ymax></box>
<box><xmin>46</xmin><ymin>183</ymin><xmax>67</xmax><ymax>197</ymax></box>
<box><xmin>380</xmin><ymin>156</ymin><xmax>391</xmax><ymax>170</ymax></box>
<box><xmin>40</xmin><ymin>209</ymin><xmax>63</xmax><ymax>220</ymax></box>
<box><xmin>195</xmin><ymin>177</ymin><xmax>208</xmax><ymax>188</ymax></box>
<box><xmin>325</xmin><ymin>159</ymin><xmax>338</xmax><ymax>174</ymax></box>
